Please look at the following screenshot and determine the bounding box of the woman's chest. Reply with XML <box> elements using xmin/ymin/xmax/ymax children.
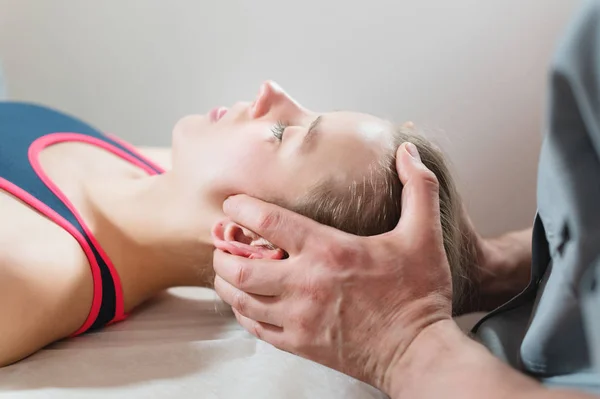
<box><xmin>0</xmin><ymin>142</ymin><xmax>143</xmax><ymax>276</ymax></box>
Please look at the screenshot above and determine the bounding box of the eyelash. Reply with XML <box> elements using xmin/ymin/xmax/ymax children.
<box><xmin>271</xmin><ymin>120</ymin><xmax>289</xmax><ymax>141</ymax></box>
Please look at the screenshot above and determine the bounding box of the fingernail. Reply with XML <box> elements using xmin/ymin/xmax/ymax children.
<box><xmin>405</xmin><ymin>142</ymin><xmax>421</xmax><ymax>162</ymax></box>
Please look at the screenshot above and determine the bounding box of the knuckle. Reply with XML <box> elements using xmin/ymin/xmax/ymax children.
<box><xmin>257</xmin><ymin>210</ymin><xmax>282</xmax><ymax>232</ymax></box>
<box><xmin>299</xmin><ymin>275</ymin><xmax>330</xmax><ymax>304</ymax></box>
<box><xmin>235</xmin><ymin>263</ymin><xmax>250</xmax><ymax>290</ymax></box>
<box><xmin>233</xmin><ymin>290</ymin><xmax>248</xmax><ymax>314</ymax></box>
<box><xmin>251</xmin><ymin>321</ymin><xmax>264</xmax><ymax>341</ymax></box>
<box><xmin>289</xmin><ymin>308</ymin><xmax>314</xmax><ymax>334</ymax></box>
<box><xmin>327</xmin><ymin>237</ymin><xmax>360</xmax><ymax>270</ymax></box>
<box><xmin>419</xmin><ymin>169</ymin><xmax>440</xmax><ymax>193</ymax></box>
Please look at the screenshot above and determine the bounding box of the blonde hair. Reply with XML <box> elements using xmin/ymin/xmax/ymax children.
<box><xmin>287</xmin><ymin>126</ymin><xmax>476</xmax><ymax>315</ymax></box>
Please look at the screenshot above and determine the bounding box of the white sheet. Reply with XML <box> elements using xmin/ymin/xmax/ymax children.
<box><xmin>0</xmin><ymin>287</ymin><xmax>386</xmax><ymax>399</ymax></box>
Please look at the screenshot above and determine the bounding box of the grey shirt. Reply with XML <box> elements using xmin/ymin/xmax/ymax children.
<box><xmin>474</xmin><ymin>0</ymin><xmax>600</xmax><ymax>393</ymax></box>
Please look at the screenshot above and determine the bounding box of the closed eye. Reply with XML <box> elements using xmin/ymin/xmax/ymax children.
<box><xmin>271</xmin><ymin>120</ymin><xmax>289</xmax><ymax>141</ymax></box>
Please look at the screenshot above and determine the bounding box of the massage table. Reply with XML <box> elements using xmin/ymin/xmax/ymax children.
<box><xmin>0</xmin><ymin>287</ymin><xmax>385</xmax><ymax>398</ymax></box>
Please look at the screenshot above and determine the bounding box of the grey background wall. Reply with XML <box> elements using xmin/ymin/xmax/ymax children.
<box><xmin>0</xmin><ymin>0</ymin><xmax>578</xmax><ymax>236</ymax></box>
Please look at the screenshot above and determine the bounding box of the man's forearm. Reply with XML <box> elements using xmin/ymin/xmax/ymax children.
<box><xmin>386</xmin><ymin>319</ymin><xmax>593</xmax><ymax>399</ymax></box>
<box><xmin>476</xmin><ymin>227</ymin><xmax>533</xmax><ymax>311</ymax></box>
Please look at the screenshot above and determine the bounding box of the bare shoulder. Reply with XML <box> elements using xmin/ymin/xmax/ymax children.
<box><xmin>0</xmin><ymin>190</ymin><xmax>93</xmax><ymax>366</ymax></box>
<box><xmin>136</xmin><ymin>147</ymin><xmax>172</xmax><ymax>171</ymax></box>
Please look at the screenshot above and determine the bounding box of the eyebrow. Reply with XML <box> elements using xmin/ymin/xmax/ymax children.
<box><xmin>302</xmin><ymin>115</ymin><xmax>323</xmax><ymax>149</ymax></box>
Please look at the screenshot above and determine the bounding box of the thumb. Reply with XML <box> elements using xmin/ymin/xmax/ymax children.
<box><xmin>395</xmin><ymin>142</ymin><xmax>443</xmax><ymax>241</ymax></box>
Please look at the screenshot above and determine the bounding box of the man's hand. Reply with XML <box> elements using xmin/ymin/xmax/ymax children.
<box><xmin>212</xmin><ymin>142</ymin><xmax>453</xmax><ymax>391</ymax></box>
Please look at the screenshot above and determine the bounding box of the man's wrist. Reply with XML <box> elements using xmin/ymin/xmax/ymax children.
<box><xmin>383</xmin><ymin>319</ymin><xmax>463</xmax><ymax>398</ymax></box>
<box><xmin>384</xmin><ymin>318</ymin><xmax>541</xmax><ymax>399</ymax></box>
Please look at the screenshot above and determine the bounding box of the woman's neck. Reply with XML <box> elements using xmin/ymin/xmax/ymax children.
<box><xmin>84</xmin><ymin>172</ymin><xmax>220</xmax><ymax>311</ymax></box>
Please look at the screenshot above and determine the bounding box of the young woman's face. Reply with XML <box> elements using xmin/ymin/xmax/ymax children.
<box><xmin>171</xmin><ymin>81</ymin><xmax>393</xmax><ymax>207</ymax></box>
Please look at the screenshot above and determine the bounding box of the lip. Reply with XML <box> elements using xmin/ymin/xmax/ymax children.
<box><xmin>209</xmin><ymin>106</ymin><xmax>228</xmax><ymax>122</ymax></box>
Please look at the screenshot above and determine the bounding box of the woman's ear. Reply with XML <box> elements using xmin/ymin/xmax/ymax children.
<box><xmin>211</xmin><ymin>219</ymin><xmax>285</xmax><ymax>260</ymax></box>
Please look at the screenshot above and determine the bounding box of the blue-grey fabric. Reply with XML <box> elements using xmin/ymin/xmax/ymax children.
<box><xmin>473</xmin><ymin>0</ymin><xmax>600</xmax><ymax>392</ymax></box>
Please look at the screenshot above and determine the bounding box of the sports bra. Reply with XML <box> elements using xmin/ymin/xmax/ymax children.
<box><xmin>0</xmin><ymin>102</ymin><xmax>165</xmax><ymax>336</ymax></box>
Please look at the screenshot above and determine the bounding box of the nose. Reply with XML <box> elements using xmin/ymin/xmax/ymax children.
<box><xmin>251</xmin><ymin>80</ymin><xmax>298</xmax><ymax>119</ymax></box>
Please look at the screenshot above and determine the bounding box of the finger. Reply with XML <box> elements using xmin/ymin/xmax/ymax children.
<box><xmin>394</xmin><ymin>142</ymin><xmax>443</xmax><ymax>240</ymax></box>
<box><xmin>214</xmin><ymin>275</ymin><xmax>284</xmax><ymax>327</ymax></box>
<box><xmin>223</xmin><ymin>194</ymin><xmax>329</xmax><ymax>255</ymax></box>
<box><xmin>232</xmin><ymin>308</ymin><xmax>285</xmax><ymax>348</ymax></box>
<box><xmin>213</xmin><ymin>249</ymin><xmax>289</xmax><ymax>296</ymax></box>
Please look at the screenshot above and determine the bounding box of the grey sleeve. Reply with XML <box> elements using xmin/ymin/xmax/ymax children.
<box><xmin>582</xmin><ymin>257</ymin><xmax>600</xmax><ymax>373</ymax></box>
<box><xmin>474</xmin><ymin>1</ymin><xmax>600</xmax><ymax>392</ymax></box>
<box><xmin>520</xmin><ymin>0</ymin><xmax>600</xmax><ymax>385</ymax></box>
